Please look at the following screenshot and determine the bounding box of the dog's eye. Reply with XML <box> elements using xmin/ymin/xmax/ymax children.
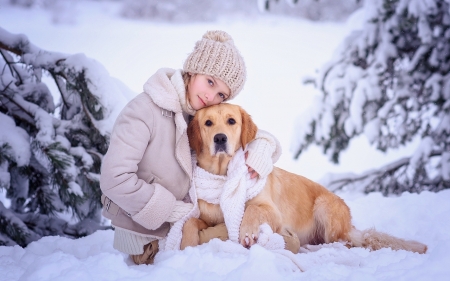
<box><xmin>205</xmin><ymin>120</ymin><xmax>213</xmax><ymax>126</ymax></box>
<box><xmin>228</xmin><ymin>118</ymin><xmax>236</xmax><ymax>125</ymax></box>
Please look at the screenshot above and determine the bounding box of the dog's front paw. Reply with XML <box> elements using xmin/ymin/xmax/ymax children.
<box><xmin>181</xmin><ymin>218</ymin><xmax>207</xmax><ymax>250</ymax></box>
<box><xmin>239</xmin><ymin>224</ymin><xmax>259</xmax><ymax>248</ymax></box>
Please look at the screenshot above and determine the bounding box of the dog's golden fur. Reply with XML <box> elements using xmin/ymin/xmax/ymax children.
<box><xmin>182</xmin><ymin>103</ymin><xmax>427</xmax><ymax>254</ymax></box>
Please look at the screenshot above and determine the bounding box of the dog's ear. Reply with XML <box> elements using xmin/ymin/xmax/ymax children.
<box><xmin>187</xmin><ymin>114</ymin><xmax>203</xmax><ymax>155</ymax></box>
<box><xmin>240</xmin><ymin>107</ymin><xmax>258</xmax><ymax>149</ymax></box>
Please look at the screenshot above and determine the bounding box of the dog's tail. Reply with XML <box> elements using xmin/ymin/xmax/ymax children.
<box><xmin>348</xmin><ymin>228</ymin><xmax>427</xmax><ymax>254</ymax></box>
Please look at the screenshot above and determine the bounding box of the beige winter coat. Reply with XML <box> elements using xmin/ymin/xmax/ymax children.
<box><xmin>100</xmin><ymin>68</ymin><xmax>192</xmax><ymax>239</ymax></box>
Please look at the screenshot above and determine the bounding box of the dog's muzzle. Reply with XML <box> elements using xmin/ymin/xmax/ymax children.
<box><xmin>214</xmin><ymin>133</ymin><xmax>228</xmax><ymax>154</ymax></box>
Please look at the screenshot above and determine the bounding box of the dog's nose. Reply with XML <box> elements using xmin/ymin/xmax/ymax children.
<box><xmin>214</xmin><ymin>133</ymin><xmax>227</xmax><ymax>145</ymax></box>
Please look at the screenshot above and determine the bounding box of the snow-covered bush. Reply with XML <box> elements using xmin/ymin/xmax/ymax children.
<box><xmin>122</xmin><ymin>0</ymin><xmax>212</xmax><ymax>22</ymax></box>
<box><xmin>259</xmin><ymin>0</ymin><xmax>363</xmax><ymax>22</ymax></box>
<box><xmin>120</xmin><ymin>0</ymin><xmax>258</xmax><ymax>22</ymax></box>
<box><xmin>0</xmin><ymin>27</ymin><xmax>129</xmax><ymax>246</ymax></box>
<box><xmin>292</xmin><ymin>0</ymin><xmax>450</xmax><ymax>195</ymax></box>
<box><xmin>120</xmin><ymin>0</ymin><xmax>362</xmax><ymax>22</ymax></box>
<box><xmin>6</xmin><ymin>0</ymin><xmax>362</xmax><ymax>22</ymax></box>
<box><xmin>7</xmin><ymin>0</ymin><xmax>109</xmax><ymax>7</ymax></box>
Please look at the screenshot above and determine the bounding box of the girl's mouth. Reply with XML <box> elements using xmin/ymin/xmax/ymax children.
<box><xmin>198</xmin><ymin>96</ymin><xmax>206</xmax><ymax>106</ymax></box>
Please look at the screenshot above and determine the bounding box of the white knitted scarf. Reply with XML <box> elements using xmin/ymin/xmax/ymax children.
<box><xmin>162</xmin><ymin>148</ymin><xmax>285</xmax><ymax>251</ymax></box>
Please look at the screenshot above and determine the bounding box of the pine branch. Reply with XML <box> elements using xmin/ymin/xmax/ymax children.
<box><xmin>0</xmin><ymin>202</ymin><xmax>40</xmax><ymax>247</ymax></box>
<box><xmin>326</xmin><ymin>150</ymin><xmax>446</xmax><ymax>195</ymax></box>
<box><xmin>0</xmin><ymin>143</ymin><xmax>13</xmax><ymax>165</ymax></box>
<box><xmin>0</xmin><ymin>87</ymin><xmax>36</xmax><ymax>125</ymax></box>
<box><xmin>0</xmin><ymin>48</ymin><xmax>24</xmax><ymax>85</ymax></box>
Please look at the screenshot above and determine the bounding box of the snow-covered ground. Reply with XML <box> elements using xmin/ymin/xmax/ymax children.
<box><xmin>1</xmin><ymin>190</ymin><xmax>448</xmax><ymax>281</ymax></box>
<box><xmin>0</xmin><ymin>1</ymin><xmax>448</xmax><ymax>280</ymax></box>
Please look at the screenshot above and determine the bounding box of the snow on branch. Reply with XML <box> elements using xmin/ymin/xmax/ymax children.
<box><xmin>0</xmin><ymin>27</ymin><xmax>130</xmax><ymax>246</ymax></box>
<box><xmin>322</xmin><ymin>149</ymin><xmax>445</xmax><ymax>195</ymax></box>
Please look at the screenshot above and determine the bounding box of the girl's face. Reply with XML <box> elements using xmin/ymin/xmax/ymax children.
<box><xmin>187</xmin><ymin>74</ymin><xmax>231</xmax><ymax>110</ymax></box>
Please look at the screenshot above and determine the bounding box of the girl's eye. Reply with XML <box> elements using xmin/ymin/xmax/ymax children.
<box><xmin>219</xmin><ymin>93</ymin><xmax>225</xmax><ymax>100</ymax></box>
<box><xmin>208</xmin><ymin>79</ymin><xmax>213</xmax><ymax>86</ymax></box>
<box><xmin>228</xmin><ymin>118</ymin><xmax>236</xmax><ymax>125</ymax></box>
<box><xmin>205</xmin><ymin>120</ymin><xmax>213</xmax><ymax>126</ymax></box>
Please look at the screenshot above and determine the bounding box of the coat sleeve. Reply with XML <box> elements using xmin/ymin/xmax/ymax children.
<box><xmin>245</xmin><ymin>129</ymin><xmax>282</xmax><ymax>179</ymax></box>
<box><xmin>100</xmin><ymin>94</ymin><xmax>175</xmax><ymax>230</ymax></box>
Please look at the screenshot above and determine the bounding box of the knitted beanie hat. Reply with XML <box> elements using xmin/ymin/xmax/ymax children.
<box><xmin>183</xmin><ymin>30</ymin><xmax>246</xmax><ymax>100</ymax></box>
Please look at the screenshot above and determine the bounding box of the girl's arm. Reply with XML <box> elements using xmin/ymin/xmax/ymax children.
<box><xmin>100</xmin><ymin>94</ymin><xmax>176</xmax><ymax>230</ymax></box>
<box><xmin>245</xmin><ymin>129</ymin><xmax>282</xmax><ymax>179</ymax></box>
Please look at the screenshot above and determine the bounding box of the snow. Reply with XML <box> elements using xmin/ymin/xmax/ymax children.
<box><xmin>408</xmin><ymin>136</ymin><xmax>435</xmax><ymax>180</ymax></box>
<box><xmin>0</xmin><ymin>112</ymin><xmax>31</xmax><ymax>167</ymax></box>
<box><xmin>61</xmin><ymin>53</ymin><xmax>133</xmax><ymax>136</ymax></box>
<box><xmin>69</xmin><ymin>146</ymin><xmax>93</xmax><ymax>169</ymax></box>
<box><xmin>1</xmin><ymin>189</ymin><xmax>449</xmax><ymax>281</ymax></box>
<box><xmin>67</xmin><ymin>181</ymin><xmax>84</xmax><ymax>197</ymax></box>
<box><xmin>0</xmin><ymin>0</ymin><xmax>449</xmax><ymax>280</ymax></box>
<box><xmin>442</xmin><ymin>152</ymin><xmax>450</xmax><ymax>180</ymax></box>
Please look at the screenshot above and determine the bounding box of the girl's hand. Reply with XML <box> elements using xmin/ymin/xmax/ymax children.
<box><xmin>245</xmin><ymin>151</ymin><xmax>259</xmax><ymax>179</ymax></box>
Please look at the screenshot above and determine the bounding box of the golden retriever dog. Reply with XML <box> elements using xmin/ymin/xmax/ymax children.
<box><xmin>181</xmin><ymin>103</ymin><xmax>427</xmax><ymax>254</ymax></box>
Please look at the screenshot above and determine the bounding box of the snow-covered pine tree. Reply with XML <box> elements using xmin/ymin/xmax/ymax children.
<box><xmin>291</xmin><ymin>0</ymin><xmax>450</xmax><ymax>195</ymax></box>
<box><xmin>0</xmin><ymin>27</ymin><xmax>130</xmax><ymax>246</ymax></box>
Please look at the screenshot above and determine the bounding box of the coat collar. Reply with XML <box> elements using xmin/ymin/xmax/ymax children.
<box><xmin>143</xmin><ymin>68</ymin><xmax>195</xmax><ymax>135</ymax></box>
<box><xmin>143</xmin><ymin>68</ymin><xmax>196</xmax><ymax>114</ymax></box>
<box><xmin>143</xmin><ymin>68</ymin><xmax>193</xmax><ymax>179</ymax></box>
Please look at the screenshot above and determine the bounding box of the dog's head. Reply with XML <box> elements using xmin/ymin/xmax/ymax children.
<box><xmin>188</xmin><ymin>103</ymin><xmax>258</xmax><ymax>157</ymax></box>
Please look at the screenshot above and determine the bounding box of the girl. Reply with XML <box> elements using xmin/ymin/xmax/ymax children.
<box><xmin>100</xmin><ymin>30</ymin><xmax>282</xmax><ymax>265</ymax></box>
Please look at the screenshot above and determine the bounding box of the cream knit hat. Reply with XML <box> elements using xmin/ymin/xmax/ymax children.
<box><xmin>183</xmin><ymin>30</ymin><xmax>246</xmax><ymax>100</ymax></box>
